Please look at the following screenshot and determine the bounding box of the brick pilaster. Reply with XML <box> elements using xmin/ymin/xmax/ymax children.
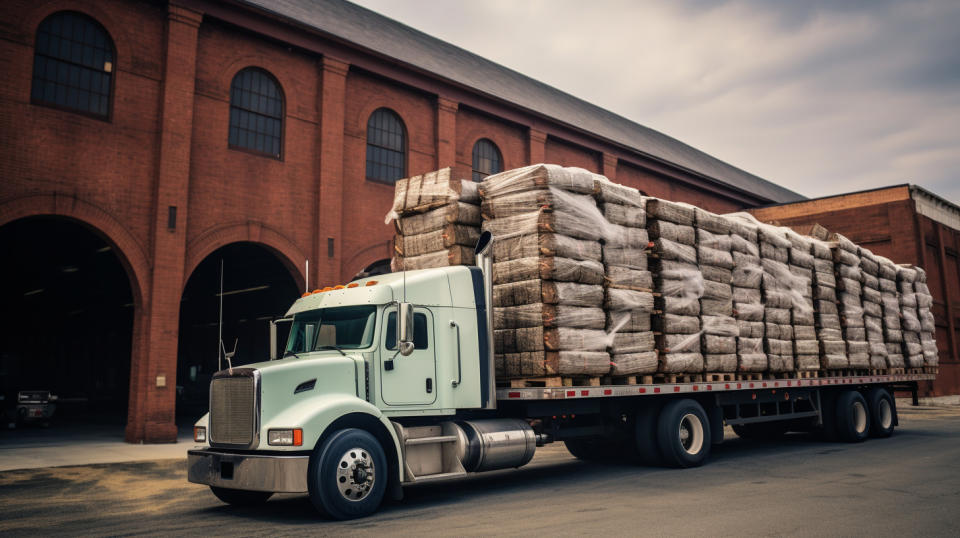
<box><xmin>528</xmin><ymin>128</ymin><xmax>547</xmax><ymax>164</ymax></box>
<box><xmin>602</xmin><ymin>152</ymin><xmax>618</xmax><ymax>180</ymax></box>
<box><xmin>127</xmin><ymin>3</ymin><xmax>202</xmax><ymax>443</ymax></box>
<box><xmin>436</xmin><ymin>96</ymin><xmax>458</xmax><ymax>170</ymax></box>
<box><xmin>318</xmin><ymin>56</ymin><xmax>349</xmax><ymax>286</ymax></box>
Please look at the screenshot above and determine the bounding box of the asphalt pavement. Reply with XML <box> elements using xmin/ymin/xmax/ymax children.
<box><xmin>1</xmin><ymin>404</ymin><xmax>959</xmax><ymax>536</ymax></box>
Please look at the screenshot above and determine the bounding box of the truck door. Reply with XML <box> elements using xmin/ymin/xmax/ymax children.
<box><xmin>380</xmin><ymin>307</ymin><xmax>437</xmax><ymax>405</ymax></box>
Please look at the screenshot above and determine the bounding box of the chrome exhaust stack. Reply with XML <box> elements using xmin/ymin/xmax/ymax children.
<box><xmin>475</xmin><ymin>231</ymin><xmax>496</xmax><ymax>410</ymax></box>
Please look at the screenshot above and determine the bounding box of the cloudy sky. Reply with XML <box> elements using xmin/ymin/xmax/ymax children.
<box><xmin>353</xmin><ymin>0</ymin><xmax>960</xmax><ymax>201</ymax></box>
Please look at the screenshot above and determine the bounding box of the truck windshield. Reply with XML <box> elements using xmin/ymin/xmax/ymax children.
<box><xmin>285</xmin><ymin>305</ymin><xmax>377</xmax><ymax>354</ymax></box>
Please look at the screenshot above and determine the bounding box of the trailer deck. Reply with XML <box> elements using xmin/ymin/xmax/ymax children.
<box><xmin>497</xmin><ymin>372</ymin><xmax>936</xmax><ymax>401</ymax></box>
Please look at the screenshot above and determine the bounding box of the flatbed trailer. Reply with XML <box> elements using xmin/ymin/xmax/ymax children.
<box><xmin>186</xmin><ymin>233</ymin><xmax>938</xmax><ymax>520</ymax></box>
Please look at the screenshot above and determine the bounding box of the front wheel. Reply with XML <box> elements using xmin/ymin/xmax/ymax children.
<box><xmin>308</xmin><ymin>428</ymin><xmax>388</xmax><ymax>520</ymax></box>
<box><xmin>210</xmin><ymin>486</ymin><xmax>273</xmax><ymax>506</ymax></box>
<box><xmin>656</xmin><ymin>399</ymin><xmax>711</xmax><ymax>468</ymax></box>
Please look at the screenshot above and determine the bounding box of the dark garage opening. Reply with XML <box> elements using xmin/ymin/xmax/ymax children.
<box><xmin>176</xmin><ymin>242</ymin><xmax>299</xmax><ymax>420</ymax></box>
<box><xmin>0</xmin><ymin>217</ymin><xmax>134</xmax><ymax>432</ymax></box>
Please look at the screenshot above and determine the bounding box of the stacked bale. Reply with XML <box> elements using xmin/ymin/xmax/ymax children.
<box><xmin>859</xmin><ymin>249</ymin><xmax>887</xmax><ymax>370</ymax></box>
<box><xmin>694</xmin><ymin>208</ymin><xmax>738</xmax><ymax>373</ymax></box>
<box><xmin>728</xmin><ymin>219</ymin><xmax>767</xmax><ymax>372</ymax></box>
<box><xmin>480</xmin><ymin>164</ymin><xmax>610</xmax><ymax>379</ymax></box>
<box><xmin>897</xmin><ymin>265</ymin><xmax>924</xmax><ymax>369</ymax></box>
<box><xmin>389</xmin><ymin>168</ymin><xmax>481</xmax><ymax>270</ymax></box>
<box><xmin>914</xmin><ymin>268</ymin><xmax>939</xmax><ymax>370</ymax></box>
<box><xmin>806</xmin><ymin>228</ymin><xmax>848</xmax><ymax>370</ymax></box>
<box><xmin>832</xmin><ymin>234</ymin><xmax>870</xmax><ymax>369</ymax></box>
<box><xmin>758</xmin><ymin>224</ymin><xmax>796</xmax><ymax>372</ymax></box>
<box><xmin>877</xmin><ymin>256</ymin><xmax>905</xmax><ymax>369</ymax></box>
<box><xmin>595</xmin><ymin>180</ymin><xmax>656</xmax><ymax>377</ymax></box>
<box><xmin>783</xmin><ymin>229</ymin><xmax>819</xmax><ymax>372</ymax></box>
<box><xmin>647</xmin><ymin>199</ymin><xmax>704</xmax><ymax>374</ymax></box>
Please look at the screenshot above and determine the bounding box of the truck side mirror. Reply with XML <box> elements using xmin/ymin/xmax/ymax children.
<box><xmin>397</xmin><ymin>302</ymin><xmax>415</xmax><ymax>356</ymax></box>
<box><xmin>270</xmin><ymin>320</ymin><xmax>278</xmax><ymax>360</ymax></box>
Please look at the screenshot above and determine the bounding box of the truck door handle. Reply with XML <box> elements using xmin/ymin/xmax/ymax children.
<box><xmin>426</xmin><ymin>378</ymin><xmax>432</xmax><ymax>393</ymax></box>
<box><xmin>450</xmin><ymin>320</ymin><xmax>462</xmax><ymax>387</ymax></box>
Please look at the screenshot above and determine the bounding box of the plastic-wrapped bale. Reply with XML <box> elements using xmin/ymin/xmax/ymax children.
<box><xmin>783</xmin><ymin>228</ymin><xmax>819</xmax><ymax>372</ymax></box>
<box><xmin>756</xmin><ymin>223</ymin><xmax>796</xmax><ymax>373</ymax></box>
<box><xmin>647</xmin><ymin>199</ymin><xmax>704</xmax><ymax>374</ymax></box>
<box><xmin>858</xmin><ymin>247</ymin><xmax>888</xmax><ymax>371</ymax></box>
<box><xmin>389</xmin><ymin>167</ymin><xmax>482</xmax><ymax>270</ymax></box>
<box><xmin>914</xmin><ymin>267</ymin><xmax>939</xmax><ymax>369</ymax></box>
<box><xmin>831</xmin><ymin>233</ymin><xmax>870</xmax><ymax>369</ymax></box>
<box><xmin>695</xmin><ymin>208</ymin><xmax>737</xmax><ymax>373</ymax></box>
<box><xmin>896</xmin><ymin>265</ymin><xmax>924</xmax><ymax>369</ymax></box>
<box><xmin>807</xmin><ymin>231</ymin><xmax>848</xmax><ymax>370</ymax></box>
<box><xmin>595</xmin><ymin>179</ymin><xmax>656</xmax><ymax>376</ymax></box>
<box><xmin>480</xmin><ymin>164</ymin><xmax>610</xmax><ymax>379</ymax></box>
<box><xmin>727</xmin><ymin>216</ymin><xmax>767</xmax><ymax>372</ymax></box>
<box><xmin>876</xmin><ymin>256</ymin><xmax>905</xmax><ymax>369</ymax></box>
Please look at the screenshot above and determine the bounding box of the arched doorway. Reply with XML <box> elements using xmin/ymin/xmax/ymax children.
<box><xmin>0</xmin><ymin>217</ymin><xmax>134</xmax><ymax>430</ymax></box>
<box><xmin>176</xmin><ymin>242</ymin><xmax>300</xmax><ymax>419</ymax></box>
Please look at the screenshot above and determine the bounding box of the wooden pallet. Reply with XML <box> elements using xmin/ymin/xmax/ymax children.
<box><xmin>504</xmin><ymin>376</ymin><xmax>564</xmax><ymax>388</ymax></box>
<box><xmin>736</xmin><ymin>372</ymin><xmax>764</xmax><ymax>381</ymax></box>
<box><xmin>906</xmin><ymin>367</ymin><xmax>924</xmax><ymax>375</ymax></box>
<box><xmin>705</xmin><ymin>372</ymin><xmax>736</xmax><ymax>382</ymax></box>
<box><xmin>654</xmin><ymin>373</ymin><xmax>703</xmax><ymax>384</ymax></box>
<box><xmin>562</xmin><ymin>376</ymin><xmax>602</xmax><ymax>387</ymax></box>
<box><xmin>765</xmin><ymin>371</ymin><xmax>800</xmax><ymax>380</ymax></box>
<box><xmin>888</xmin><ymin>368</ymin><xmax>906</xmax><ymax>375</ymax></box>
<box><xmin>796</xmin><ymin>370</ymin><xmax>820</xmax><ymax>379</ymax></box>
<box><xmin>603</xmin><ymin>375</ymin><xmax>645</xmax><ymax>386</ymax></box>
<box><xmin>923</xmin><ymin>366</ymin><xmax>939</xmax><ymax>374</ymax></box>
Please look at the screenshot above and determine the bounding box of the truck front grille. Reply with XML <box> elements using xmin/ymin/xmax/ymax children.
<box><xmin>209</xmin><ymin>372</ymin><xmax>258</xmax><ymax>447</ymax></box>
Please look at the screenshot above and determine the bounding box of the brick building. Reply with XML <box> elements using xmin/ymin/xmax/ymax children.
<box><xmin>0</xmin><ymin>0</ymin><xmax>806</xmax><ymax>442</ymax></box>
<box><xmin>749</xmin><ymin>186</ymin><xmax>960</xmax><ymax>396</ymax></box>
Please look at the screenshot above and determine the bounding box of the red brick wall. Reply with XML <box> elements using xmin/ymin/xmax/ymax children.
<box><xmin>455</xmin><ymin>107</ymin><xmax>526</xmax><ymax>181</ymax></box>
<box><xmin>545</xmin><ymin>136</ymin><xmax>601</xmax><ymax>172</ymax></box>
<box><xmin>340</xmin><ymin>70</ymin><xmax>437</xmax><ymax>278</ymax></box>
<box><xmin>0</xmin><ymin>1</ymin><xmax>811</xmax><ymax>441</ymax></box>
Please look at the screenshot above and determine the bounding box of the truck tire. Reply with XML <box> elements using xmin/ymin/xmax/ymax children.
<box><xmin>632</xmin><ymin>404</ymin><xmax>662</xmax><ymax>466</ymax></box>
<box><xmin>866</xmin><ymin>388</ymin><xmax>895</xmax><ymax>438</ymax></box>
<box><xmin>209</xmin><ymin>486</ymin><xmax>273</xmax><ymax>506</ymax></box>
<box><xmin>835</xmin><ymin>390</ymin><xmax>870</xmax><ymax>442</ymax></box>
<box><xmin>656</xmin><ymin>399</ymin><xmax>711</xmax><ymax>468</ymax></box>
<box><xmin>308</xmin><ymin>428</ymin><xmax>388</xmax><ymax>520</ymax></box>
<box><xmin>732</xmin><ymin>422</ymin><xmax>788</xmax><ymax>440</ymax></box>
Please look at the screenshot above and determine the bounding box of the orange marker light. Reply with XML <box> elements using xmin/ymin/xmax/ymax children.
<box><xmin>312</xmin><ymin>289</ymin><xmax>322</xmax><ymax>294</ymax></box>
<box><xmin>347</xmin><ymin>283</ymin><xmax>359</xmax><ymax>288</ymax></box>
<box><xmin>322</xmin><ymin>286</ymin><xmax>334</xmax><ymax>292</ymax></box>
<box><xmin>365</xmin><ymin>280</ymin><xmax>378</xmax><ymax>286</ymax></box>
<box><xmin>334</xmin><ymin>285</ymin><xmax>345</xmax><ymax>290</ymax></box>
<box><xmin>301</xmin><ymin>292</ymin><xmax>311</xmax><ymax>297</ymax></box>
<box><xmin>293</xmin><ymin>428</ymin><xmax>303</xmax><ymax>446</ymax></box>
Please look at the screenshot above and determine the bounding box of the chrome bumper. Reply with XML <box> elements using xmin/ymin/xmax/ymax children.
<box><xmin>187</xmin><ymin>449</ymin><xmax>309</xmax><ymax>493</ymax></box>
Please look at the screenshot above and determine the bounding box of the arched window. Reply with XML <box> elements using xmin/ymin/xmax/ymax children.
<box><xmin>472</xmin><ymin>138</ymin><xmax>503</xmax><ymax>181</ymax></box>
<box><xmin>229</xmin><ymin>68</ymin><xmax>284</xmax><ymax>158</ymax></box>
<box><xmin>366</xmin><ymin>108</ymin><xmax>406</xmax><ymax>183</ymax></box>
<box><xmin>31</xmin><ymin>11</ymin><xmax>114</xmax><ymax>118</ymax></box>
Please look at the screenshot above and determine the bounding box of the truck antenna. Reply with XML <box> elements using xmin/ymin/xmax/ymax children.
<box><xmin>305</xmin><ymin>259</ymin><xmax>309</xmax><ymax>294</ymax></box>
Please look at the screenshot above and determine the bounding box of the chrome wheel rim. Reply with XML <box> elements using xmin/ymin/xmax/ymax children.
<box><xmin>853</xmin><ymin>401</ymin><xmax>868</xmax><ymax>434</ymax></box>
<box><xmin>879</xmin><ymin>398</ymin><xmax>893</xmax><ymax>430</ymax></box>
<box><xmin>336</xmin><ymin>447</ymin><xmax>375</xmax><ymax>501</ymax></box>
<box><xmin>679</xmin><ymin>413</ymin><xmax>704</xmax><ymax>455</ymax></box>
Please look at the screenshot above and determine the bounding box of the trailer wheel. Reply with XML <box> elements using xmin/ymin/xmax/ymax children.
<box><xmin>632</xmin><ymin>405</ymin><xmax>662</xmax><ymax>465</ymax></box>
<box><xmin>656</xmin><ymin>399</ymin><xmax>711</xmax><ymax>468</ymax></box>
<box><xmin>835</xmin><ymin>390</ymin><xmax>870</xmax><ymax>442</ymax></box>
<box><xmin>209</xmin><ymin>487</ymin><xmax>273</xmax><ymax>506</ymax></box>
<box><xmin>866</xmin><ymin>388</ymin><xmax>895</xmax><ymax>438</ymax></box>
<box><xmin>308</xmin><ymin>428</ymin><xmax>387</xmax><ymax>520</ymax></box>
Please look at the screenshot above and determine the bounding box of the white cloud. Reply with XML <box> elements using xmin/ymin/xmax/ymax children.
<box><xmin>353</xmin><ymin>0</ymin><xmax>960</xmax><ymax>201</ymax></box>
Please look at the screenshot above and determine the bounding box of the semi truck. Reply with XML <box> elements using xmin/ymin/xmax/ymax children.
<box><xmin>187</xmin><ymin>233</ymin><xmax>934</xmax><ymax>519</ymax></box>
